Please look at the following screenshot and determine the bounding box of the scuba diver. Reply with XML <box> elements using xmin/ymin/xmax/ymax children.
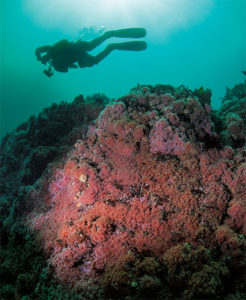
<box><xmin>35</xmin><ymin>28</ymin><xmax>147</xmax><ymax>77</ymax></box>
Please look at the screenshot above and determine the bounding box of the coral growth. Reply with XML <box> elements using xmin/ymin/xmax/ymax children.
<box><xmin>1</xmin><ymin>82</ymin><xmax>246</xmax><ymax>299</ymax></box>
<box><xmin>162</xmin><ymin>243</ymin><xmax>229</xmax><ymax>299</ymax></box>
<box><xmin>23</xmin><ymin>84</ymin><xmax>246</xmax><ymax>298</ymax></box>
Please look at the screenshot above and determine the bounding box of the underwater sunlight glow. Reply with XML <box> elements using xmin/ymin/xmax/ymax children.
<box><xmin>22</xmin><ymin>0</ymin><xmax>214</xmax><ymax>41</ymax></box>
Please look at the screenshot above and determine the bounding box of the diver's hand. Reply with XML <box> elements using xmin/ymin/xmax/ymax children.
<box><xmin>35</xmin><ymin>46</ymin><xmax>52</xmax><ymax>61</ymax></box>
<box><xmin>68</xmin><ymin>63</ymin><xmax>78</xmax><ymax>69</ymax></box>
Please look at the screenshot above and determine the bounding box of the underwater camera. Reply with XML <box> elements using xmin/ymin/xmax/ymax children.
<box><xmin>43</xmin><ymin>67</ymin><xmax>54</xmax><ymax>77</ymax></box>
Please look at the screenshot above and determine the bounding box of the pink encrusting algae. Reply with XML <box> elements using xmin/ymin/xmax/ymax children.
<box><xmin>26</xmin><ymin>86</ymin><xmax>246</xmax><ymax>298</ymax></box>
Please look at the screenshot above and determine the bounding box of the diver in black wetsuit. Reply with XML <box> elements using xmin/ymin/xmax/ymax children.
<box><xmin>35</xmin><ymin>28</ymin><xmax>147</xmax><ymax>77</ymax></box>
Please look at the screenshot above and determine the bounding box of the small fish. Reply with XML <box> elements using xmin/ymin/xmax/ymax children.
<box><xmin>242</xmin><ymin>70</ymin><xmax>246</xmax><ymax>76</ymax></box>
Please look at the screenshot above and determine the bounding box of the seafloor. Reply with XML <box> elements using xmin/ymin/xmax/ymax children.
<box><xmin>0</xmin><ymin>81</ymin><xmax>245</xmax><ymax>300</ymax></box>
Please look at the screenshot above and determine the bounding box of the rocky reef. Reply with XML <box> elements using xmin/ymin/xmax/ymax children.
<box><xmin>0</xmin><ymin>83</ymin><xmax>245</xmax><ymax>299</ymax></box>
<box><xmin>217</xmin><ymin>78</ymin><xmax>246</xmax><ymax>146</ymax></box>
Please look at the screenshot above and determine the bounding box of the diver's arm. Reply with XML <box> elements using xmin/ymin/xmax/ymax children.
<box><xmin>35</xmin><ymin>45</ymin><xmax>52</xmax><ymax>61</ymax></box>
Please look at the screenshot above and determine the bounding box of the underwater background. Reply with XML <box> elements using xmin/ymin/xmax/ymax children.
<box><xmin>1</xmin><ymin>1</ymin><xmax>246</xmax><ymax>300</ymax></box>
<box><xmin>1</xmin><ymin>0</ymin><xmax>246</xmax><ymax>140</ymax></box>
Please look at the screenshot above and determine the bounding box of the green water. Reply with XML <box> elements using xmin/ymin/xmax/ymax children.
<box><xmin>0</xmin><ymin>0</ymin><xmax>246</xmax><ymax>140</ymax></box>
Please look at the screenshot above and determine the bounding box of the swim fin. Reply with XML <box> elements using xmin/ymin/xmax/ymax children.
<box><xmin>112</xmin><ymin>28</ymin><xmax>147</xmax><ymax>38</ymax></box>
<box><xmin>112</xmin><ymin>41</ymin><xmax>147</xmax><ymax>51</ymax></box>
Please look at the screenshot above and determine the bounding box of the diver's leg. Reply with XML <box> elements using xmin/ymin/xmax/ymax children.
<box><xmin>91</xmin><ymin>44</ymin><xmax>115</xmax><ymax>65</ymax></box>
<box><xmin>91</xmin><ymin>41</ymin><xmax>147</xmax><ymax>66</ymax></box>
<box><xmin>77</xmin><ymin>47</ymin><xmax>114</xmax><ymax>67</ymax></box>
<box><xmin>108</xmin><ymin>41</ymin><xmax>147</xmax><ymax>51</ymax></box>
<box><xmin>85</xmin><ymin>31</ymin><xmax>113</xmax><ymax>51</ymax></box>
<box><xmin>86</xmin><ymin>28</ymin><xmax>147</xmax><ymax>51</ymax></box>
<box><xmin>78</xmin><ymin>41</ymin><xmax>147</xmax><ymax>67</ymax></box>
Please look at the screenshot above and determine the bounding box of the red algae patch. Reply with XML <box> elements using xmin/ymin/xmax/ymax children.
<box><xmin>26</xmin><ymin>86</ymin><xmax>246</xmax><ymax>298</ymax></box>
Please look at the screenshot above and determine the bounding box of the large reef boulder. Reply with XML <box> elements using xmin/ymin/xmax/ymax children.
<box><xmin>1</xmin><ymin>83</ymin><xmax>246</xmax><ymax>299</ymax></box>
<box><xmin>20</xmin><ymin>85</ymin><xmax>246</xmax><ymax>299</ymax></box>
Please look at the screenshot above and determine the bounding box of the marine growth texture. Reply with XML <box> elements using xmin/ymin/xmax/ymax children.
<box><xmin>24</xmin><ymin>85</ymin><xmax>246</xmax><ymax>299</ymax></box>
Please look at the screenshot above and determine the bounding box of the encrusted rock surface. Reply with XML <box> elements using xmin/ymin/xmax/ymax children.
<box><xmin>1</xmin><ymin>84</ymin><xmax>245</xmax><ymax>299</ymax></box>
